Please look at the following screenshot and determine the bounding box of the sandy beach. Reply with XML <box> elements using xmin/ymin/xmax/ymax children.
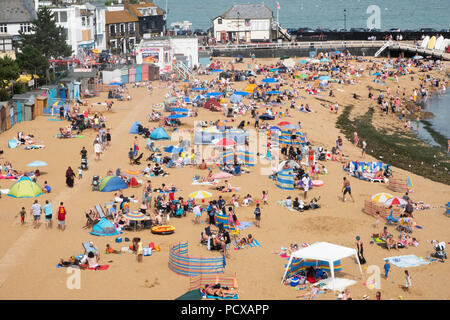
<box><xmin>0</xmin><ymin>55</ymin><xmax>449</xmax><ymax>301</ymax></box>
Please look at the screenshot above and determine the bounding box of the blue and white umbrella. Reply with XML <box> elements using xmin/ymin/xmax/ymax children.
<box><xmin>108</xmin><ymin>82</ymin><xmax>122</xmax><ymax>86</ymax></box>
<box><xmin>27</xmin><ymin>161</ymin><xmax>48</xmax><ymax>167</ymax></box>
<box><xmin>261</xmin><ymin>78</ymin><xmax>278</xmax><ymax>83</ymax></box>
<box><xmin>164</xmin><ymin>145</ymin><xmax>183</xmax><ymax>154</ymax></box>
<box><xmin>373</xmin><ymin>72</ymin><xmax>381</xmax><ymax>76</ymax></box>
<box><xmin>211</xmin><ymin>69</ymin><xmax>224</xmax><ymax>72</ymax></box>
<box><xmin>319</xmin><ymin>76</ymin><xmax>331</xmax><ymax>81</ymax></box>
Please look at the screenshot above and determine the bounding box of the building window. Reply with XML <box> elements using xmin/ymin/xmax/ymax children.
<box><xmin>86</xmin><ymin>17</ymin><xmax>90</xmax><ymax>26</ymax></box>
<box><xmin>82</xmin><ymin>17</ymin><xmax>86</xmax><ymax>26</ymax></box>
<box><xmin>120</xmin><ymin>23</ymin><xmax>125</xmax><ymax>34</ymax></box>
<box><xmin>110</xmin><ymin>39</ymin><xmax>117</xmax><ymax>48</ymax></box>
<box><xmin>0</xmin><ymin>38</ymin><xmax>12</xmax><ymax>52</ymax></box>
<box><xmin>109</xmin><ymin>24</ymin><xmax>116</xmax><ymax>35</ymax></box>
<box><xmin>218</xmin><ymin>19</ymin><xmax>222</xmax><ymax>24</ymax></box>
<box><xmin>0</xmin><ymin>24</ymin><xmax>8</xmax><ymax>33</ymax></box>
<box><xmin>60</xmin><ymin>11</ymin><xmax>67</xmax><ymax>23</ymax></box>
<box><xmin>129</xmin><ymin>37</ymin><xmax>135</xmax><ymax>48</ymax></box>
<box><xmin>20</xmin><ymin>23</ymin><xmax>32</xmax><ymax>33</ymax></box>
<box><xmin>128</xmin><ymin>22</ymin><xmax>135</xmax><ymax>33</ymax></box>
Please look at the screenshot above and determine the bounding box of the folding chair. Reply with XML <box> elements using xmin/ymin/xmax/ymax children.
<box><xmin>82</xmin><ymin>241</ymin><xmax>98</xmax><ymax>256</ymax></box>
<box><xmin>95</xmin><ymin>204</ymin><xmax>107</xmax><ymax>219</ymax></box>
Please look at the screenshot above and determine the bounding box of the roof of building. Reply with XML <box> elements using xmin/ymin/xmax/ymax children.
<box><xmin>129</xmin><ymin>2</ymin><xmax>164</xmax><ymax>17</ymax></box>
<box><xmin>0</xmin><ymin>0</ymin><xmax>38</xmax><ymax>24</ymax></box>
<box><xmin>105</xmin><ymin>10</ymin><xmax>138</xmax><ymax>24</ymax></box>
<box><xmin>216</xmin><ymin>3</ymin><xmax>273</xmax><ymax>20</ymax></box>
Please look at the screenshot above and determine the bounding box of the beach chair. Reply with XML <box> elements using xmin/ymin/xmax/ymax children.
<box><xmin>386</xmin><ymin>212</ymin><xmax>399</xmax><ymax>225</ymax></box>
<box><xmin>82</xmin><ymin>241</ymin><xmax>98</xmax><ymax>256</ymax></box>
<box><xmin>95</xmin><ymin>204</ymin><xmax>107</xmax><ymax>219</ymax></box>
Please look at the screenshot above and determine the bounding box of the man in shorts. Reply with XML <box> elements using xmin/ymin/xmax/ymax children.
<box><xmin>43</xmin><ymin>200</ymin><xmax>53</xmax><ymax>228</ymax></box>
<box><xmin>342</xmin><ymin>177</ymin><xmax>355</xmax><ymax>202</ymax></box>
<box><xmin>128</xmin><ymin>148</ymin><xmax>135</xmax><ymax>165</ymax></box>
<box><xmin>30</xmin><ymin>200</ymin><xmax>42</xmax><ymax>229</ymax></box>
<box><xmin>57</xmin><ymin>202</ymin><xmax>67</xmax><ymax>231</ymax></box>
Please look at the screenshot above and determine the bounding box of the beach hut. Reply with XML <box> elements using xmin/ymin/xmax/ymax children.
<box><xmin>99</xmin><ymin>176</ymin><xmax>128</xmax><ymax>192</ymax></box>
<box><xmin>90</xmin><ymin>218</ymin><xmax>120</xmax><ymax>237</ymax></box>
<box><xmin>7</xmin><ymin>176</ymin><xmax>43</xmax><ymax>198</ymax></box>
<box><xmin>129</xmin><ymin>121</ymin><xmax>141</xmax><ymax>134</ymax></box>
<box><xmin>277</xmin><ymin>170</ymin><xmax>294</xmax><ymax>190</ymax></box>
<box><xmin>281</xmin><ymin>242</ymin><xmax>363</xmax><ymax>290</ymax></box>
<box><xmin>150</xmin><ymin>127</ymin><xmax>170</xmax><ymax>140</ymax></box>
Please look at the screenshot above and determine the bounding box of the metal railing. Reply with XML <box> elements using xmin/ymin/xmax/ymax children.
<box><xmin>199</xmin><ymin>40</ymin><xmax>387</xmax><ymax>51</ymax></box>
<box><xmin>388</xmin><ymin>43</ymin><xmax>450</xmax><ymax>60</ymax></box>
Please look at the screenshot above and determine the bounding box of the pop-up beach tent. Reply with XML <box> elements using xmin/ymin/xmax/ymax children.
<box><xmin>8</xmin><ymin>176</ymin><xmax>43</xmax><ymax>198</ymax></box>
<box><xmin>90</xmin><ymin>218</ymin><xmax>120</xmax><ymax>236</ymax></box>
<box><xmin>129</xmin><ymin>121</ymin><xmax>141</xmax><ymax>134</ymax></box>
<box><xmin>99</xmin><ymin>175</ymin><xmax>128</xmax><ymax>192</ymax></box>
<box><xmin>282</xmin><ymin>242</ymin><xmax>363</xmax><ymax>289</ymax></box>
<box><xmin>150</xmin><ymin>127</ymin><xmax>170</xmax><ymax>140</ymax></box>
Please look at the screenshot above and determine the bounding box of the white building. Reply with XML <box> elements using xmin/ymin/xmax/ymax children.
<box><xmin>0</xmin><ymin>0</ymin><xmax>37</xmax><ymax>46</ymax></box>
<box><xmin>212</xmin><ymin>3</ymin><xmax>273</xmax><ymax>43</ymax></box>
<box><xmin>49</xmin><ymin>5</ymin><xmax>95</xmax><ymax>55</ymax></box>
<box><xmin>136</xmin><ymin>36</ymin><xmax>198</xmax><ymax>73</ymax></box>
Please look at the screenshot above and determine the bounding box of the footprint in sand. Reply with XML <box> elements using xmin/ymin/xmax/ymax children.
<box><xmin>144</xmin><ymin>278</ymin><xmax>160</xmax><ymax>288</ymax></box>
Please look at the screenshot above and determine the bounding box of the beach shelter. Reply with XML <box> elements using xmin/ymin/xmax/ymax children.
<box><xmin>7</xmin><ymin>176</ymin><xmax>43</xmax><ymax>198</ymax></box>
<box><xmin>129</xmin><ymin>121</ymin><xmax>141</xmax><ymax>134</ymax></box>
<box><xmin>188</xmin><ymin>190</ymin><xmax>212</xmax><ymax>199</ymax></box>
<box><xmin>281</xmin><ymin>242</ymin><xmax>363</xmax><ymax>290</ymax></box>
<box><xmin>90</xmin><ymin>218</ymin><xmax>120</xmax><ymax>236</ymax></box>
<box><xmin>164</xmin><ymin>145</ymin><xmax>183</xmax><ymax>154</ymax></box>
<box><xmin>152</xmin><ymin>104</ymin><xmax>164</xmax><ymax>111</ymax></box>
<box><xmin>128</xmin><ymin>177</ymin><xmax>140</xmax><ymax>188</ymax></box>
<box><xmin>175</xmin><ymin>289</ymin><xmax>203</xmax><ymax>300</ymax></box>
<box><xmin>204</xmin><ymin>98</ymin><xmax>220</xmax><ymax>110</ymax></box>
<box><xmin>150</xmin><ymin>127</ymin><xmax>170</xmax><ymax>140</ymax></box>
<box><xmin>215</xmin><ymin>211</ymin><xmax>229</xmax><ymax>229</ymax></box>
<box><xmin>277</xmin><ymin>170</ymin><xmax>294</xmax><ymax>190</ymax></box>
<box><xmin>220</xmin><ymin>150</ymin><xmax>234</xmax><ymax>165</ymax></box>
<box><xmin>99</xmin><ymin>175</ymin><xmax>128</xmax><ymax>192</ymax></box>
<box><xmin>237</xmin><ymin>150</ymin><xmax>255</xmax><ymax>167</ymax></box>
<box><xmin>27</xmin><ymin>161</ymin><xmax>48</xmax><ymax>167</ymax></box>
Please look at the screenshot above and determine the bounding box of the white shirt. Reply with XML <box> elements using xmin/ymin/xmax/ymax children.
<box><xmin>193</xmin><ymin>206</ymin><xmax>201</xmax><ymax>216</ymax></box>
<box><xmin>31</xmin><ymin>203</ymin><xmax>42</xmax><ymax>216</ymax></box>
<box><xmin>94</xmin><ymin>143</ymin><xmax>101</xmax><ymax>153</ymax></box>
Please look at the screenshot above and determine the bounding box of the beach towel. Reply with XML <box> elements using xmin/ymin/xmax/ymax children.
<box><xmin>315</xmin><ymin>277</ymin><xmax>356</xmax><ymax>292</ymax></box>
<box><xmin>192</xmin><ymin>180</ymin><xmax>218</xmax><ymax>185</ymax></box>
<box><xmin>278</xmin><ymin>200</ymin><xmax>297</xmax><ymax>212</ymax></box>
<box><xmin>234</xmin><ymin>239</ymin><xmax>260</xmax><ymax>250</ymax></box>
<box><xmin>236</xmin><ymin>221</ymin><xmax>253</xmax><ymax>230</ymax></box>
<box><xmin>384</xmin><ymin>255</ymin><xmax>430</xmax><ymax>268</ymax></box>
<box><xmin>56</xmin><ymin>264</ymin><xmax>110</xmax><ymax>270</ymax></box>
<box><xmin>23</xmin><ymin>145</ymin><xmax>45</xmax><ymax>150</ymax></box>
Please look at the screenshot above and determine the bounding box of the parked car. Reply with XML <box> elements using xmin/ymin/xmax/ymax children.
<box><xmin>419</xmin><ymin>28</ymin><xmax>436</xmax><ymax>32</ymax></box>
<box><xmin>350</xmin><ymin>28</ymin><xmax>365</xmax><ymax>32</ymax></box>
<box><xmin>297</xmin><ymin>27</ymin><xmax>315</xmax><ymax>33</ymax></box>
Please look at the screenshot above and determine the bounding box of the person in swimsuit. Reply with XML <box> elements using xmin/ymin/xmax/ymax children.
<box><xmin>342</xmin><ymin>177</ymin><xmax>355</xmax><ymax>202</ymax></box>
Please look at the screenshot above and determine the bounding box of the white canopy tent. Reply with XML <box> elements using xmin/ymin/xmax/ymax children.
<box><xmin>281</xmin><ymin>242</ymin><xmax>363</xmax><ymax>290</ymax></box>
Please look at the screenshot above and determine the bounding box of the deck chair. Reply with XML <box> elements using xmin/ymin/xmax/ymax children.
<box><xmin>82</xmin><ymin>241</ymin><xmax>98</xmax><ymax>256</ymax></box>
<box><xmin>386</xmin><ymin>212</ymin><xmax>399</xmax><ymax>225</ymax></box>
<box><xmin>95</xmin><ymin>204</ymin><xmax>107</xmax><ymax>218</ymax></box>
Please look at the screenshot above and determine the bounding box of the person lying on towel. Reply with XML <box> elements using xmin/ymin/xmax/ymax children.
<box><xmin>58</xmin><ymin>256</ymin><xmax>85</xmax><ymax>269</ymax></box>
<box><xmin>237</xmin><ymin>234</ymin><xmax>254</xmax><ymax>246</ymax></box>
<box><xmin>204</xmin><ymin>284</ymin><xmax>238</xmax><ymax>298</ymax></box>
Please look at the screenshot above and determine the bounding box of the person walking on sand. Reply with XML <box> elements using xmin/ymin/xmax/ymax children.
<box><xmin>43</xmin><ymin>200</ymin><xmax>53</xmax><ymax>229</ymax></box>
<box><xmin>30</xmin><ymin>200</ymin><xmax>42</xmax><ymax>229</ymax></box>
<box><xmin>353</xmin><ymin>132</ymin><xmax>359</xmax><ymax>147</ymax></box>
<box><xmin>361</xmin><ymin>140</ymin><xmax>367</xmax><ymax>158</ymax></box>
<box><xmin>384</xmin><ymin>260</ymin><xmax>390</xmax><ymax>279</ymax></box>
<box><xmin>403</xmin><ymin>270</ymin><xmax>411</xmax><ymax>291</ymax></box>
<box><xmin>342</xmin><ymin>177</ymin><xmax>355</xmax><ymax>202</ymax></box>
<box><xmin>57</xmin><ymin>202</ymin><xmax>67</xmax><ymax>231</ymax></box>
<box><xmin>254</xmin><ymin>203</ymin><xmax>261</xmax><ymax>227</ymax></box>
<box><xmin>19</xmin><ymin>207</ymin><xmax>26</xmax><ymax>225</ymax></box>
<box><xmin>94</xmin><ymin>141</ymin><xmax>102</xmax><ymax>161</ymax></box>
<box><xmin>262</xmin><ymin>190</ymin><xmax>268</xmax><ymax>205</ymax></box>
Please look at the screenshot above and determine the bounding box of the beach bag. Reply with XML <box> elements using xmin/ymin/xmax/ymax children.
<box><xmin>143</xmin><ymin>247</ymin><xmax>152</xmax><ymax>256</ymax></box>
<box><xmin>115</xmin><ymin>237</ymin><xmax>122</xmax><ymax>243</ymax></box>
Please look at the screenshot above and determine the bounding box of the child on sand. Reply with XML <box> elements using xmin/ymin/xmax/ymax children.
<box><xmin>19</xmin><ymin>207</ymin><xmax>26</xmax><ymax>224</ymax></box>
<box><xmin>254</xmin><ymin>203</ymin><xmax>261</xmax><ymax>227</ymax></box>
<box><xmin>262</xmin><ymin>191</ymin><xmax>268</xmax><ymax>205</ymax></box>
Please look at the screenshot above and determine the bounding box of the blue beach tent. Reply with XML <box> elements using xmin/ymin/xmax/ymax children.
<box><xmin>150</xmin><ymin>127</ymin><xmax>170</xmax><ymax>140</ymax></box>
<box><xmin>129</xmin><ymin>121</ymin><xmax>141</xmax><ymax>134</ymax></box>
<box><xmin>90</xmin><ymin>218</ymin><xmax>120</xmax><ymax>236</ymax></box>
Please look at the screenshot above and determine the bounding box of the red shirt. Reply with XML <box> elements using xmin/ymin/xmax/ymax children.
<box><xmin>57</xmin><ymin>206</ymin><xmax>66</xmax><ymax>221</ymax></box>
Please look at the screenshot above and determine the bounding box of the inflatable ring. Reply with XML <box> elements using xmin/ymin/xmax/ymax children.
<box><xmin>151</xmin><ymin>225</ymin><xmax>175</xmax><ymax>235</ymax></box>
<box><xmin>312</xmin><ymin>180</ymin><xmax>324</xmax><ymax>187</ymax></box>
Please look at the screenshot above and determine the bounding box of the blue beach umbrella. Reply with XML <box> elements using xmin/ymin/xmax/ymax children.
<box><xmin>331</xmin><ymin>67</ymin><xmax>340</xmax><ymax>71</ymax></box>
<box><xmin>320</xmin><ymin>58</ymin><xmax>330</xmax><ymax>62</ymax></box>
<box><xmin>373</xmin><ymin>72</ymin><xmax>381</xmax><ymax>76</ymax></box>
<box><xmin>205</xmin><ymin>92</ymin><xmax>222</xmax><ymax>97</ymax></box>
<box><xmin>168</xmin><ymin>114</ymin><xmax>187</xmax><ymax>119</ymax></box>
<box><xmin>261</xmin><ymin>78</ymin><xmax>278</xmax><ymax>83</ymax></box>
<box><xmin>269</xmin><ymin>126</ymin><xmax>281</xmax><ymax>132</ymax></box>
<box><xmin>211</xmin><ymin>69</ymin><xmax>224</xmax><ymax>72</ymax></box>
<box><xmin>319</xmin><ymin>76</ymin><xmax>331</xmax><ymax>81</ymax></box>
<box><xmin>191</xmin><ymin>87</ymin><xmax>206</xmax><ymax>91</ymax></box>
<box><xmin>109</xmin><ymin>82</ymin><xmax>122</xmax><ymax>86</ymax></box>
<box><xmin>234</xmin><ymin>91</ymin><xmax>250</xmax><ymax>96</ymax></box>
<box><xmin>170</xmin><ymin>108</ymin><xmax>189</xmax><ymax>113</ymax></box>
<box><xmin>27</xmin><ymin>160</ymin><xmax>48</xmax><ymax>167</ymax></box>
<box><xmin>267</xmin><ymin>91</ymin><xmax>282</xmax><ymax>95</ymax></box>
<box><xmin>299</xmin><ymin>60</ymin><xmax>309</xmax><ymax>64</ymax></box>
<box><xmin>164</xmin><ymin>145</ymin><xmax>184</xmax><ymax>154</ymax></box>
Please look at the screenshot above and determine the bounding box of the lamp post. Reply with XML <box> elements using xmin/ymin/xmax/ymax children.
<box><xmin>237</xmin><ymin>11</ymin><xmax>240</xmax><ymax>44</ymax></box>
<box><xmin>344</xmin><ymin>9</ymin><xmax>347</xmax><ymax>31</ymax></box>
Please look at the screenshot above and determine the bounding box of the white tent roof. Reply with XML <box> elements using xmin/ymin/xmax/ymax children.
<box><xmin>290</xmin><ymin>242</ymin><xmax>357</xmax><ymax>262</ymax></box>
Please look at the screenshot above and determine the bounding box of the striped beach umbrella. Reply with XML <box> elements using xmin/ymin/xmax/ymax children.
<box><xmin>124</xmin><ymin>211</ymin><xmax>149</xmax><ymax>221</ymax></box>
<box><xmin>384</xmin><ymin>197</ymin><xmax>408</xmax><ymax>206</ymax></box>
<box><xmin>215</xmin><ymin>138</ymin><xmax>236</xmax><ymax>147</ymax></box>
<box><xmin>371</xmin><ymin>193</ymin><xmax>393</xmax><ymax>203</ymax></box>
<box><xmin>188</xmin><ymin>190</ymin><xmax>213</xmax><ymax>199</ymax></box>
<box><xmin>152</xmin><ymin>104</ymin><xmax>164</xmax><ymax>111</ymax></box>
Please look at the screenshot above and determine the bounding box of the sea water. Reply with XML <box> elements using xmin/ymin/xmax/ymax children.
<box><xmin>152</xmin><ymin>0</ymin><xmax>450</xmax><ymax>31</ymax></box>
